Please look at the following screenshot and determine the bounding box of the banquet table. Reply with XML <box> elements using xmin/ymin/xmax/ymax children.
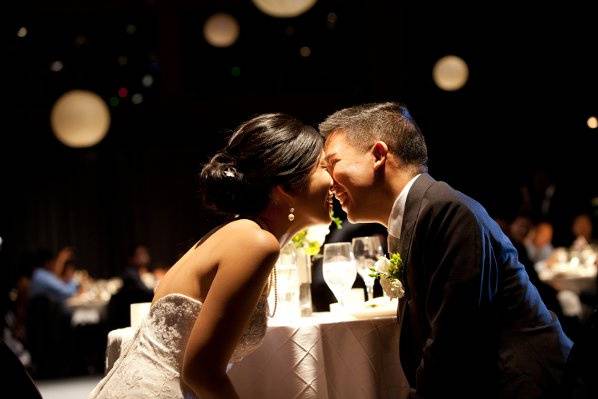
<box><xmin>535</xmin><ymin>260</ymin><xmax>597</xmax><ymax>294</ymax></box>
<box><xmin>66</xmin><ymin>277</ymin><xmax>122</xmax><ymax>326</ymax></box>
<box><xmin>541</xmin><ymin>274</ymin><xmax>597</xmax><ymax>294</ymax></box>
<box><xmin>105</xmin><ymin>311</ymin><xmax>408</xmax><ymax>399</ymax></box>
<box><xmin>66</xmin><ymin>299</ymin><xmax>108</xmax><ymax>326</ymax></box>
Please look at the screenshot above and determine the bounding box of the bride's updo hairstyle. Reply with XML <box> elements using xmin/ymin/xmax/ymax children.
<box><xmin>200</xmin><ymin>113</ymin><xmax>323</xmax><ymax>217</ymax></box>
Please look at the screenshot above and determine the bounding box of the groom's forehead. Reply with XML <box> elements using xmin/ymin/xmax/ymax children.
<box><xmin>323</xmin><ymin>142</ymin><xmax>340</xmax><ymax>160</ymax></box>
<box><xmin>324</xmin><ymin>131</ymin><xmax>349</xmax><ymax>151</ymax></box>
<box><xmin>325</xmin><ymin>132</ymin><xmax>355</xmax><ymax>156</ymax></box>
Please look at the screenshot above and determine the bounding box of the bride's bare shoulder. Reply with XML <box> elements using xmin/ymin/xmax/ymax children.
<box><xmin>219</xmin><ymin>219</ymin><xmax>279</xmax><ymax>254</ymax></box>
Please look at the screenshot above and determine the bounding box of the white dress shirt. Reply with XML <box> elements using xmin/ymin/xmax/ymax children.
<box><xmin>387</xmin><ymin>174</ymin><xmax>421</xmax><ymax>239</ymax></box>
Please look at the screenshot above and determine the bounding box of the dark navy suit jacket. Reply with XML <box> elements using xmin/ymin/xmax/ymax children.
<box><xmin>393</xmin><ymin>174</ymin><xmax>572</xmax><ymax>398</ymax></box>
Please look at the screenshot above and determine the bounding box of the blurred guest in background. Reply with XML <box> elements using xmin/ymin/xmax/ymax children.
<box><xmin>572</xmin><ymin>213</ymin><xmax>598</xmax><ymax>311</ymax></box>
<box><xmin>60</xmin><ymin>258</ymin><xmax>76</xmax><ymax>283</ymax></box>
<box><xmin>496</xmin><ymin>216</ymin><xmax>564</xmax><ymax>327</ymax></box>
<box><xmin>525</xmin><ymin>222</ymin><xmax>554</xmax><ymax>264</ymax></box>
<box><xmin>106</xmin><ymin>244</ymin><xmax>154</xmax><ymax>330</ymax></box>
<box><xmin>511</xmin><ymin>215</ymin><xmax>533</xmax><ymax>246</ymax></box>
<box><xmin>571</xmin><ymin>214</ymin><xmax>594</xmax><ymax>249</ymax></box>
<box><xmin>521</xmin><ymin>168</ymin><xmax>591</xmax><ymax>247</ymax></box>
<box><xmin>122</xmin><ymin>244</ymin><xmax>153</xmax><ymax>288</ymax></box>
<box><xmin>28</xmin><ymin>247</ymin><xmax>79</xmax><ymax>303</ymax></box>
<box><xmin>310</xmin><ymin>212</ymin><xmax>386</xmax><ymax>311</ymax></box>
<box><xmin>26</xmin><ymin>247</ymin><xmax>81</xmax><ymax>378</ymax></box>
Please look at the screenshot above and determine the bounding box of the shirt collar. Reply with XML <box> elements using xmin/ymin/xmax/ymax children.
<box><xmin>388</xmin><ymin>174</ymin><xmax>421</xmax><ymax>239</ymax></box>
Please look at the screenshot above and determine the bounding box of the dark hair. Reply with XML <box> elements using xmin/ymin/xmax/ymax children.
<box><xmin>200</xmin><ymin>113</ymin><xmax>323</xmax><ymax>216</ymax></box>
<box><xmin>319</xmin><ymin>102</ymin><xmax>428</xmax><ymax>172</ymax></box>
<box><xmin>33</xmin><ymin>248</ymin><xmax>54</xmax><ymax>267</ymax></box>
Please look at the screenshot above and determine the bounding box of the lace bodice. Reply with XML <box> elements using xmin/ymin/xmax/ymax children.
<box><xmin>89</xmin><ymin>293</ymin><xmax>268</xmax><ymax>398</ymax></box>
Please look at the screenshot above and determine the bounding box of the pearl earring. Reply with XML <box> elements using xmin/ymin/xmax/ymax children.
<box><xmin>288</xmin><ymin>208</ymin><xmax>295</xmax><ymax>222</ymax></box>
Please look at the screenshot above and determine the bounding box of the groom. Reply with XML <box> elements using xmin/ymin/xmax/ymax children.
<box><xmin>320</xmin><ymin>102</ymin><xmax>572</xmax><ymax>398</ymax></box>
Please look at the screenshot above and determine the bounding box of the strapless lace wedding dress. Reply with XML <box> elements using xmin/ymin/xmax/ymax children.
<box><xmin>88</xmin><ymin>293</ymin><xmax>268</xmax><ymax>398</ymax></box>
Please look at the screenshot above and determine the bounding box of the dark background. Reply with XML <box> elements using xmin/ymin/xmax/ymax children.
<box><xmin>3</xmin><ymin>0</ymin><xmax>597</xmax><ymax>279</ymax></box>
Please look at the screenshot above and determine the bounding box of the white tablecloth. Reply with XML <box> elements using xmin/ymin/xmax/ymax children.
<box><xmin>105</xmin><ymin>327</ymin><xmax>130</xmax><ymax>372</ymax></box>
<box><xmin>229</xmin><ymin>313</ymin><xmax>407</xmax><ymax>399</ymax></box>
<box><xmin>67</xmin><ymin>301</ymin><xmax>107</xmax><ymax>326</ymax></box>
<box><xmin>535</xmin><ymin>260</ymin><xmax>597</xmax><ymax>294</ymax></box>
<box><xmin>106</xmin><ymin>313</ymin><xmax>408</xmax><ymax>399</ymax></box>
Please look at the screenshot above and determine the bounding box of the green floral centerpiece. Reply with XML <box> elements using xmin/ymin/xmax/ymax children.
<box><xmin>291</xmin><ymin>211</ymin><xmax>342</xmax><ymax>256</ymax></box>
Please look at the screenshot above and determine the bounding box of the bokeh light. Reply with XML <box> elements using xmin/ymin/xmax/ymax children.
<box><xmin>433</xmin><ymin>55</ymin><xmax>469</xmax><ymax>91</ymax></box>
<box><xmin>51</xmin><ymin>90</ymin><xmax>110</xmax><ymax>148</ymax></box>
<box><xmin>252</xmin><ymin>0</ymin><xmax>317</xmax><ymax>18</ymax></box>
<box><xmin>203</xmin><ymin>13</ymin><xmax>240</xmax><ymax>48</ymax></box>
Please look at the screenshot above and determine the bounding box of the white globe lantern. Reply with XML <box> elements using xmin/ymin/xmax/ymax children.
<box><xmin>51</xmin><ymin>90</ymin><xmax>110</xmax><ymax>148</ymax></box>
<box><xmin>433</xmin><ymin>55</ymin><xmax>469</xmax><ymax>91</ymax></box>
<box><xmin>252</xmin><ymin>0</ymin><xmax>317</xmax><ymax>18</ymax></box>
<box><xmin>204</xmin><ymin>13</ymin><xmax>240</xmax><ymax>48</ymax></box>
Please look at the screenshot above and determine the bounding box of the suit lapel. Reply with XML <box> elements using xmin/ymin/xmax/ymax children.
<box><xmin>393</xmin><ymin>174</ymin><xmax>435</xmax><ymax>320</ymax></box>
<box><xmin>391</xmin><ymin>174</ymin><xmax>435</xmax><ymax>384</ymax></box>
<box><xmin>387</xmin><ymin>234</ymin><xmax>401</xmax><ymax>256</ymax></box>
<box><xmin>397</xmin><ymin>173</ymin><xmax>434</xmax><ymax>274</ymax></box>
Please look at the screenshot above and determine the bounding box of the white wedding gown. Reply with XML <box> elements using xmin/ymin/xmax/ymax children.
<box><xmin>88</xmin><ymin>292</ymin><xmax>268</xmax><ymax>398</ymax></box>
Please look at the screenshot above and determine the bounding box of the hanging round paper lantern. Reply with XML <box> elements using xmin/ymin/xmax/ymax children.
<box><xmin>51</xmin><ymin>90</ymin><xmax>110</xmax><ymax>148</ymax></box>
<box><xmin>433</xmin><ymin>55</ymin><xmax>469</xmax><ymax>91</ymax></box>
<box><xmin>204</xmin><ymin>13</ymin><xmax>240</xmax><ymax>48</ymax></box>
<box><xmin>252</xmin><ymin>0</ymin><xmax>317</xmax><ymax>18</ymax></box>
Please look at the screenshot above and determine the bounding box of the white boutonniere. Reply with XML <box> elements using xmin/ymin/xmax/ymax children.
<box><xmin>369</xmin><ymin>252</ymin><xmax>405</xmax><ymax>299</ymax></box>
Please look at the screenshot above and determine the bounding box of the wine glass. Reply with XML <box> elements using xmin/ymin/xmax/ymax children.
<box><xmin>322</xmin><ymin>243</ymin><xmax>357</xmax><ymax>307</ymax></box>
<box><xmin>352</xmin><ymin>236</ymin><xmax>384</xmax><ymax>301</ymax></box>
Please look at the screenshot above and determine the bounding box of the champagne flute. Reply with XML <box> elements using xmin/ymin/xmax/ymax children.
<box><xmin>352</xmin><ymin>236</ymin><xmax>384</xmax><ymax>301</ymax></box>
<box><xmin>322</xmin><ymin>243</ymin><xmax>357</xmax><ymax>307</ymax></box>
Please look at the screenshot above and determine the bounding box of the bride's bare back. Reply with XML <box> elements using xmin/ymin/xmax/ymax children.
<box><xmin>152</xmin><ymin>218</ymin><xmax>279</xmax><ymax>398</ymax></box>
<box><xmin>153</xmin><ymin>219</ymin><xmax>276</xmax><ymax>304</ymax></box>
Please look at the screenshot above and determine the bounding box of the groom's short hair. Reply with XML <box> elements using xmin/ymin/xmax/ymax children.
<box><xmin>319</xmin><ymin>102</ymin><xmax>428</xmax><ymax>171</ymax></box>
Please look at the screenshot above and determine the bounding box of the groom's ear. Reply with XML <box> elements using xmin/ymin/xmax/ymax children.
<box><xmin>371</xmin><ymin>141</ymin><xmax>389</xmax><ymax>171</ymax></box>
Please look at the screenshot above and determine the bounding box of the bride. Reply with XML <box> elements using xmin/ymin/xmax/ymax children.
<box><xmin>88</xmin><ymin>113</ymin><xmax>333</xmax><ymax>399</ymax></box>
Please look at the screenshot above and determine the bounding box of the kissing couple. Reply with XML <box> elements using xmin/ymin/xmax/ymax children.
<box><xmin>90</xmin><ymin>102</ymin><xmax>572</xmax><ymax>399</ymax></box>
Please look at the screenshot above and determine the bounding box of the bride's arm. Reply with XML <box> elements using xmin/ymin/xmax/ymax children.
<box><xmin>182</xmin><ymin>228</ymin><xmax>279</xmax><ymax>399</ymax></box>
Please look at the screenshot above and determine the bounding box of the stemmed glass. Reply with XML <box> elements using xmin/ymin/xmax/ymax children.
<box><xmin>322</xmin><ymin>243</ymin><xmax>357</xmax><ymax>307</ymax></box>
<box><xmin>352</xmin><ymin>236</ymin><xmax>384</xmax><ymax>301</ymax></box>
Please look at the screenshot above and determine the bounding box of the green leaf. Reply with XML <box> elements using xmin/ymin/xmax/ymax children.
<box><xmin>387</xmin><ymin>252</ymin><xmax>404</xmax><ymax>280</ymax></box>
<box><xmin>290</xmin><ymin>229</ymin><xmax>324</xmax><ymax>256</ymax></box>
<box><xmin>291</xmin><ymin>230</ymin><xmax>307</xmax><ymax>249</ymax></box>
<box><xmin>306</xmin><ymin>240</ymin><xmax>321</xmax><ymax>256</ymax></box>
<box><xmin>390</xmin><ymin>252</ymin><xmax>402</xmax><ymax>267</ymax></box>
<box><xmin>330</xmin><ymin>210</ymin><xmax>343</xmax><ymax>230</ymax></box>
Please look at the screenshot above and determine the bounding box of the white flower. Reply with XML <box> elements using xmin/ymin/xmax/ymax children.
<box><xmin>374</xmin><ymin>256</ymin><xmax>391</xmax><ymax>274</ymax></box>
<box><xmin>372</xmin><ymin>255</ymin><xmax>405</xmax><ymax>299</ymax></box>
<box><xmin>380</xmin><ymin>277</ymin><xmax>405</xmax><ymax>299</ymax></box>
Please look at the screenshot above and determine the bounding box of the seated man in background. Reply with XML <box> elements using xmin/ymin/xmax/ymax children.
<box><xmin>26</xmin><ymin>247</ymin><xmax>83</xmax><ymax>378</ymax></box>
<box><xmin>311</xmin><ymin>219</ymin><xmax>386</xmax><ymax>311</ymax></box>
<box><xmin>571</xmin><ymin>214</ymin><xmax>594</xmax><ymax>250</ymax></box>
<box><xmin>525</xmin><ymin>221</ymin><xmax>555</xmax><ymax>263</ymax></box>
<box><xmin>106</xmin><ymin>244</ymin><xmax>154</xmax><ymax>330</ymax></box>
<box><xmin>28</xmin><ymin>247</ymin><xmax>79</xmax><ymax>303</ymax></box>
